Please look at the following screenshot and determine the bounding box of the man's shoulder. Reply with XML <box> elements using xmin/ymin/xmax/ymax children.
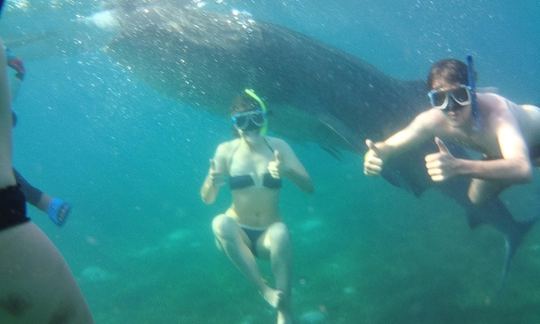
<box><xmin>478</xmin><ymin>92</ymin><xmax>508</xmax><ymax>106</ymax></box>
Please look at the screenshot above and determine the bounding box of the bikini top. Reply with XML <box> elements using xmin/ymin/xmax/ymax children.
<box><xmin>229</xmin><ymin>173</ymin><xmax>282</xmax><ymax>190</ymax></box>
<box><xmin>228</xmin><ymin>138</ymin><xmax>282</xmax><ymax>190</ymax></box>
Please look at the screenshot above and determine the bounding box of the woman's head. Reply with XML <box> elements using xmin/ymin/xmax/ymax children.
<box><xmin>230</xmin><ymin>89</ymin><xmax>267</xmax><ymax>135</ymax></box>
<box><xmin>230</xmin><ymin>91</ymin><xmax>262</xmax><ymax>115</ymax></box>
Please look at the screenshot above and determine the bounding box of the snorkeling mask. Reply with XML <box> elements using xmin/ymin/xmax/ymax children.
<box><xmin>232</xmin><ymin>89</ymin><xmax>268</xmax><ymax>134</ymax></box>
<box><xmin>231</xmin><ymin>109</ymin><xmax>266</xmax><ymax>131</ymax></box>
<box><xmin>428</xmin><ymin>85</ymin><xmax>472</xmax><ymax>111</ymax></box>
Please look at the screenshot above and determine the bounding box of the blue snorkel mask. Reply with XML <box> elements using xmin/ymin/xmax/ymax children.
<box><xmin>231</xmin><ymin>108</ymin><xmax>266</xmax><ymax>132</ymax></box>
<box><xmin>466</xmin><ymin>55</ymin><xmax>480</xmax><ymax>130</ymax></box>
<box><xmin>0</xmin><ymin>0</ymin><xmax>5</xmax><ymax>17</ymax></box>
<box><xmin>231</xmin><ymin>89</ymin><xmax>269</xmax><ymax>135</ymax></box>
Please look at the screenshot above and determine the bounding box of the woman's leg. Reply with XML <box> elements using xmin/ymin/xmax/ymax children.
<box><xmin>212</xmin><ymin>214</ymin><xmax>280</xmax><ymax>307</ymax></box>
<box><xmin>0</xmin><ymin>222</ymin><xmax>93</xmax><ymax>323</ymax></box>
<box><xmin>257</xmin><ymin>222</ymin><xmax>292</xmax><ymax>324</ymax></box>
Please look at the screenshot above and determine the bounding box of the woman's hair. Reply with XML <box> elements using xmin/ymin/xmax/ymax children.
<box><xmin>230</xmin><ymin>92</ymin><xmax>261</xmax><ymax>114</ymax></box>
<box><xmin>427</xmin><ymin>59</ymin><xmax>472</xmax><ymax>89</ymax></box>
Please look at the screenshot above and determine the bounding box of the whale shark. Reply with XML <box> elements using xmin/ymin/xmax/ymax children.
<box><xmin>95</xmin><ymin>1</ymin><xmax>534</xmax><ymax>283</ymax></box>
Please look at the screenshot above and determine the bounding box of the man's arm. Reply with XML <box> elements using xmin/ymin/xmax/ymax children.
<box><xmin>455</xmin><ymin>110</ymin><xmax>532</xmax><ymax>183</ymax></box>
<box><xmin>364</xmin><ymin>110</ymin><xmax>436</xmax><ymax>176</ymax></box>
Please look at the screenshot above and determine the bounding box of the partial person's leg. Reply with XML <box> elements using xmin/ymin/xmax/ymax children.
<box><xmin>0</xmin><ymin>222</ymin><xmax>93</xmax><ymax>323</ymax></box>
<box><xmin>468</xmin><ymin>178</ymin><xmax>510</xmax><ymax>205</ymax></box>
<box><xmin>257</xmin><ymin>222</ymin><xmax>292</xmax><ymax>324</ymax></box>
<box><xmin>212</xmin><ymin>214</ymin><xmax>278</xmax><ymax>306</ymax></box>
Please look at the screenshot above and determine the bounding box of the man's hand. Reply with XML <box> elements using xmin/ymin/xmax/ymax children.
<box><xmin>363</xmin><ymin>139</ymin><xmax>384</xmax><ymax>176</ymax></box>
<box><xmin>425</xmin><ymin>137</ymin><xmax>460</xmax><ymax>182</ymax></box>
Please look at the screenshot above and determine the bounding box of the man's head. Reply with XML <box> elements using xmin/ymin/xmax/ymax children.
<box><xmin>427</xmin><ymin>59</ymin><xmax>475</xmax><ymax>127</ymax></box>
<box><xmin>427</xmin><ymin>59</ymin><xmax>470</xmax><ymax>89</ymax></box>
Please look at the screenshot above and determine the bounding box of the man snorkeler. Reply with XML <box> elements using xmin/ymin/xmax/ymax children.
<box><xmin>364</xmin><ymin>58</ymin><xmax>540</xmax><ymax>206</ymax></box>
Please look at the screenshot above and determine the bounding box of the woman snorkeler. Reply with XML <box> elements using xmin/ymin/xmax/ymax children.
<box><xmin>201</xmin><ymin>89</ymin><xmax>313</xmax><ymax>324</ymax></box>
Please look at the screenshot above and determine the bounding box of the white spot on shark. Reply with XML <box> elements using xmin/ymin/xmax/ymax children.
<box><xmin>82</xmin><ymin>10</ymin><xmax>120</xmax><ymax>31</ymax></box>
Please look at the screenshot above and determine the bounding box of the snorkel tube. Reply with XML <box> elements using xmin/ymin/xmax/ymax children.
<box><xmin>244</xmin><ymin>88</ymin><xmax>268</xmax><ymax>135</ymax></box>
<box><xmin>466</xmin><ymin>55</ymin><xmax>480</xmax><ymax>130</ymax></box>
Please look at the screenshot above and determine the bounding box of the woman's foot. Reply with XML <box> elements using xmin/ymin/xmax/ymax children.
<box><xmin>262</xmin><ymin>287</ymin><xmax>285</xmax><ymax>309</ymax></box>
<box><xmin>277</xmin><ymin>309</ymin><xmax>293</xmax><ymax>324</ymax></box>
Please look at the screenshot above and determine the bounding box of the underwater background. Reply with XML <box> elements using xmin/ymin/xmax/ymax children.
<box><xmin>2</xmin><ymin>0</ymin><xmax>540</xmax><ymax>323</ymax></box>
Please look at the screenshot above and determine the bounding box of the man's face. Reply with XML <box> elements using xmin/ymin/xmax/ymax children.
<box><xmin>430</xmin><ymin>79</ymin><xmax>472</xmax><ymax>127</ymax></box>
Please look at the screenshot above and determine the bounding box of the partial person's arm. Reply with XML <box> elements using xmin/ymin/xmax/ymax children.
<box><xmin>200</xmin><ymin>144</ymin><xmax>228</xmax><ymax>204</ymax></box>
<box><xmin>364</xmin><ymin>110</ymin><xmax>435</xmax><ymax>176</ymax></box>
<box><xmin>5</xmin><ymin>47</ymin><xmax>25</xmax><ymax>80</ymax></box>
<box><xmin>269</xmin><ymin>139</ymin><xmax>314</xmax><ymax>193</ymax></box>
<box><xmin>0</xmin><ymin>39</ymin><xmax>16</xmax><ymax>186</ymax></box>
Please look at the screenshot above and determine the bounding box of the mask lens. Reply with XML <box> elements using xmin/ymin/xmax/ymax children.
<box><xmin>232</xmin><ymin>114</ymin><xmax>250</xmax><ymax>130</ymax></box>
<box><xmin>429</xmin><ymin>90</ymin><xmax>448</xmax><ymax>109</ymax></box>
<box><xmin>450</xmin><ymin>87</ymin><xmax>470</xmax><ymax>105</ymax></box>
<box><xmin>433</xmin><ymin>92</ymin><xmax>447</xmax><ymax>107</ymax></box>
<box><xmin>251</xmin><ymin>112</ymin><xmax>265</xmax><ymax>126</ymax></box>
<box><xmin>234</xmin><ymin>115</ymin><xmax>249</xmax><ymax>129</ymax></box>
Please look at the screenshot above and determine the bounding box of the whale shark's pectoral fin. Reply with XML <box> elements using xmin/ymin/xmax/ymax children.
<box><xmin>380</xmin><ymin>168</ymin><xmax>422</xmax><ymax>196</ymax></box>
<box><xmin>317</xmin><ymin>113</ymin><xmax>363</xmax><ymax>152</ymax></box>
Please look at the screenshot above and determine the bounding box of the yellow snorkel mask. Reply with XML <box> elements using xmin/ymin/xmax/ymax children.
<box><xmin>244</xmin><ymin>88</ymin><xmax>268</xmax><ymax>135</ymax></box>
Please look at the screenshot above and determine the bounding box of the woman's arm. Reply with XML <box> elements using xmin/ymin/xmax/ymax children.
<box><xmin>271</xmin><ymin>138</ymin><xmax>314</xmax><ymax>193</ymax></box>
<box><xmin>200</xmin><ymin>143</ymin><xmax>228</xmax><ymax>204</ymax></box>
